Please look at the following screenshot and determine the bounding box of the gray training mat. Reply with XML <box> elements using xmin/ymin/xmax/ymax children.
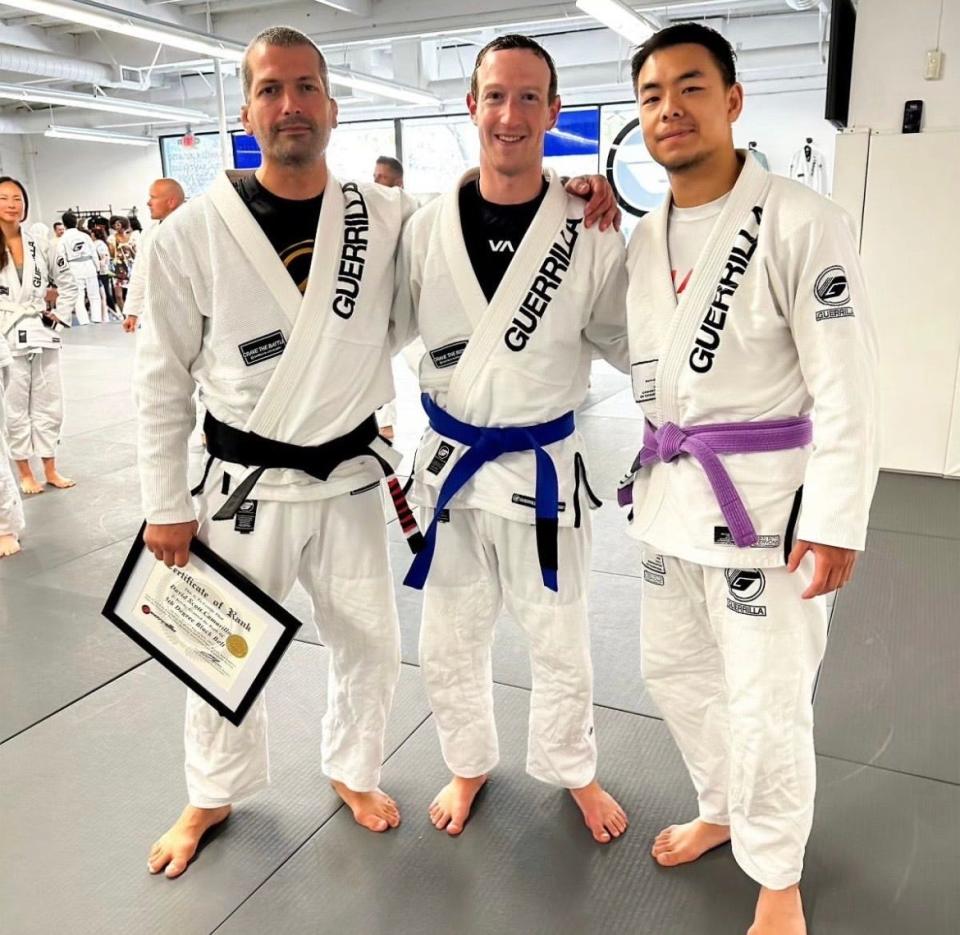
<box><xmin>0</xmin><ymin>644</ymin><xmax>431</xmax><ymax>935</ymax></box>
<box><xmin>867</xmin><ymin>471</ymin><xmax>960</xmax><ymax>540</ymax></box>
<box><xmin>220</xmin><ymin>681</ymin><xmax>960</xmax><ymax>935</ymax></box>
<box><xmin>0</xmin><ymin>580</ymin><xmax>148</xmax><ymax>741</ymax></box>
<box><xmin>814</xmin><ymin>529</ymin><xmax>960</xmax><ymax>783</ymax></box>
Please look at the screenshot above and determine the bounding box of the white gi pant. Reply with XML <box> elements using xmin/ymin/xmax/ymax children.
<box><xmin>420</xmin><ymin>508</ymin><xmax>597</xmax><ymax>789</ymax></box>
<box><xmin>3</xmin><ymin>350</ymin><xmax>63</xmax><ymax>461</ymax></box>
<box><xmin>74</xmin><ymin>274</ymin><xmax>102</xmax><ymax>324</ymax></box>
<box><xmin>0</xmin><ymin>376</ymin><xmax>25</xmax><ymax>537</ymax></box>
<box><xmin>640</xmin><ymin>549</ymin><xmax>828</xmax><ymax>890</ymax></box>
<box><xmin>184</xmin><ymin>469</ymin><xmax>401</xmax><ymax>808</ymax></box>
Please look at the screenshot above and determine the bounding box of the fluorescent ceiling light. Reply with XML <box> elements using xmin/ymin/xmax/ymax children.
<box><xmin>1</xmin><ymin>0</ymin><xmax>245</xmax><ymax>62</ymax></box>
<box><xmin>327</xmin><ymin>69</ymin><xmax>440</xmax><ymax>106</ymax></box>
<box><xmin>0</xmin><ymin>81</ymin><xmax>211</xmax><ymax>121</ymax></box>
<box><xmin>575</xmin><ymin>0</ymin><xmax>657</xmax><ymax>45</ymax></box>
<box><xmin>45</xmin><ymin>125</ymin><xmax>154</xmax><ymax>147</ymax></box>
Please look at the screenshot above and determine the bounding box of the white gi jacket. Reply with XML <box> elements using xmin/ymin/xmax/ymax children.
<box><xmin>393</xmin><ymin>168</ymin><xmax>630</xmax><ymax>526</ymax></box>
<box><xmin>0</xmin><ymin>232</ymin><xmax>77</xmax><ymax>357</ymax></box>
<box><xmin>625</xmin><ymin>152</ymin><xmax>879</xmax><ymax>567</ymax></box>
<box><xmin>59</xmin><ymin>228</ymin><xmax>99</xmax><ymax>280</ymax></box>
<box><xmin>136</xmin><ymin>171</ymin><xmax>415</xmax><ymax>525</ymax></box>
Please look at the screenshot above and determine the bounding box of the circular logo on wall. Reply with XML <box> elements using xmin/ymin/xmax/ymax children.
<box><xmin>725</xmin><ymin>568</ymin><xmax>766</xmax><ymax>603</ymax></box>
<box><xmin>605</xmin><ymin>118</ymin><xmax>670</xmax><ymax>218</ymax></box>
<box><xmin>814</xmin><ymin>266</ymin><xmax>850</xmax><ymax>306</ymax></box>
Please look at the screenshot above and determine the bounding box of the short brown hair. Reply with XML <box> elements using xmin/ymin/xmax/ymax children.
<box><xmin>242</xmin><ymin>25</ymin><xmax>329</xmax><ymax>101</ymax></box>
<box><xmin>470</xmin><ymin>34</ymin><xmax>558</xmax><ymax>102</ymax></box>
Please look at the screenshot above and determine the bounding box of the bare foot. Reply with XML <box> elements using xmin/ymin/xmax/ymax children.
<box><xmin>748</xmin><ymin>884</ymin><xmax>806</xmax><ymax>935</ymax></box>
<box><xmin>0</xmin><ymin>534</ymin><xmax>21</xmax><ymax>557</ymax></box>
<box><xmin>147</xmin><ymin>804</ymin><xmax>232</xmax><ymax>879</ymax></box>
<box><xmin>569</xmin><ymin>780</ymin><xmax>628</xmax><ymax>844</ymax></box>
<box><xmin>43</xmin><ymin>471</ymin><xmax>75</xmax><ymax>489</ymax></box>
<box><xmin>651</xmin><ymin>818</ymin><xmax>731</xmax><ymax>867</ymax></box>
<box><xmin>331</xmin><ymin>780</ymin><xmax>400</xmax><ymax>832</ymax></box>
<box><xmin>19</xmin><ymin>476</ymin><xmax>43</xmax><ymax>495</ymax></box>
<box><xmin>428</xmin><ymin>774</ymin><xmax>487</xmax><ymax>836</ymax></box>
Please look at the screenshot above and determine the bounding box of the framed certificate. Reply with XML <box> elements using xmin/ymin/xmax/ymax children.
<box><xmin>103</xmin><ymin>523</ymin><xmax>302</xmax><ymax>726</ymax></box>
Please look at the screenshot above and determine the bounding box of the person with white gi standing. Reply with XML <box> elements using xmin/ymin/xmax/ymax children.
<box><xmin>59</xmin><ymin>211</ymin><xmax>101</xmax><ymax>325</ymax></box>
<box><xmin>393</xmin><ymin>35</ymin><xmax>630</xmax><ymax>843</ymax></box>
<box><xmin>0</xmin><ymin>327</ymin><xmax>24</xmax><ymax>557</ymax></box>
<box><xmin>122</xmin><ymin>178</ymin><xmax>185</xmax><ymax>333</ymax></box>
<box><xmin>0</xmin><ymin>177</ymin><xmax>78</xmax><ymax>497</ymax></box>
<box><xmin>620</xmin><ymin>24</ymin><xmax>878</xmax><ymax>935</ymax></box>
<box><xmin>136</xmin><ymin>26</ymin><xmax>428</xmax><ymax>879</ymax></box>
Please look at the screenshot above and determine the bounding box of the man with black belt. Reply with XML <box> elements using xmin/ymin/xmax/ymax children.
<box><xmin>137</xmin><ymin>26</ymin><xmax>420</xmax><ymax>879</ymax></box>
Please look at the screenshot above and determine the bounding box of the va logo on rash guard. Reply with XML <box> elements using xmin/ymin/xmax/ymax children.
<box><xmin>814</xmin><ymin>266</ymin><xmax>850</xmax><ymax>306</ymax></box>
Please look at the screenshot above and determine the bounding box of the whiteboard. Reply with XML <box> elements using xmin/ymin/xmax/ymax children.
<box><xmin>858</xmin><ymin>130</ymin><xmax>960</xmax><ymax>477</ymax></box>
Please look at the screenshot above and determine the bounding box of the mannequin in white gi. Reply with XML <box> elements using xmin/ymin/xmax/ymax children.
<box><xmin>626</xmin><ymin>24</ymin><xmax>877</xmax><ymax>935</ymax></box>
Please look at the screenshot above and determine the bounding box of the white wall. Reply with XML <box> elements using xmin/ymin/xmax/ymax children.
<box><xmin>25</xmin><ymin>136</ymin><xmax>162</xmax><ymax>230</ymax></box>
<box><xmin>850</xmin><ymin>0</ymin><xmax>960</xmax><ymax>131</ymax></box>
<box><xmin>0</xmin><ymin>136</ymin><xmax>27</xmax><ymax>182</ymax></box>
<box><xmin>734</xmin><ymin>87</ymin><xmax>836</xmax><ymax>187</ymax></box>
<box><xmin>835</xmin><ymin>0</ymin><xmax>960</xmax><ymax>478</ymax></box>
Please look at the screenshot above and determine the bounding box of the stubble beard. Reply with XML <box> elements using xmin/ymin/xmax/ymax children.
<box><xmin>266</xmin><ymin>125</ymin><xmax>330</xmax><ymax>169</ymax></box>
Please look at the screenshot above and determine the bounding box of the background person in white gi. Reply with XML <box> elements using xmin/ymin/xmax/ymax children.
<box><xmin>59</xmin><ymin>211</ymin><xmax>101</xmax><ymax>325</ymax></box>
<box><xmin>0</xmin><ymin>177</ymin><xmax>78</xmax><ymax>497</ymax></box>
<box><xmin>623</xmin><ymin>24</ymin><xmax>878</xmax><ymax>935</ymax></box>
<box><xmin>139</xmin><ymin>27</ymin><xmax>414</xmax><ymax>880</ymax></box>
<box><xmin>394</xmin><ymin>35</ymin><xmax>630</xmax><ymax>844</ymax></box>
<box><xmin>122</xmin><ymin>177</ymin><xmax>185</xmax><ymax>333</ymax></box>
<box><xmin>0</xmin><ymin>328</ymin><xmax>24</xmax><ymax>557</ymax></box>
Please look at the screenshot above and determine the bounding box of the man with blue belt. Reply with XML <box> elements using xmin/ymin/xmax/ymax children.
<box><xmin>394</xmin><ymin>34</ymin><xmax>631</xmax><ymax>843</ymax></box>
<box><xmin>620</xmin><ymin>24</ymin><xmax>879</xmax><ymax>935</ymax></box>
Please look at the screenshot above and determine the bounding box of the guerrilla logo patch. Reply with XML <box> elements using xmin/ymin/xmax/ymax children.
<box><xmin>815</xmin><ymin>307</ymin><xmax>855</xmax><ymax>322</ymax></box>
<box><xmin>239</xmin><ymin>331</ymin><xmax>286</xmax><ymax>366</ymax></box>
<box><xmin>332</xmin><ymin>182</ymin><xmax>370</xmax><ymax>320</ymax></box>
<box><xmin>0</xmin><ymin>286</ymin><xmax>9</xmax><ymax>296</ymax></box>
<box><xmin>814</xmin><ymin>266</ymin><xmax>850</xmax><ymax>306</ymax></box>
<box><xmin>426</xmin><ymin>442</ymin><xmax>455</xmax><ymax>475</ymax></box>
<box><xmin>511</xmin><ymin>493</ymin><xmax>566</xmax><ymax>512</ymax></box>
<box><xmin>725</xmin><ymin>567</ymin><xmax>767</xmax><ymax>616</ymax></box>
<box><xmin>642</xmin><ymin>554</ymin><xmax>666</xmax><ymax>586</ymax></box>
<box><xmin>429</xmin><ymin>341</ymin><xmax>468</xmax><ymax>369</ymax></box>
<box><xmin>234</xmin><ymin>499</ymin><xmax>258</xmax><ymax>534</ymax></box>
<box><xmin>504</xmin><ymin>218</ymin><xmax>582</xmax><ymax>352</ymax></box>
<box><xmin>689</xmin><ymin>205</ymin><xmax>763</xmax><ymax>374</ymax></box>
<box><xmin>715</xmin><ymin>526</ymin><xmax>781</xmax><ymax>549</ymax></box>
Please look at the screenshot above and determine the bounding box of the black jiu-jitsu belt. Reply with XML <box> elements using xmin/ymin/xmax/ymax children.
<box><xmin>192</xmin><ymin>411</ymin><xmax>425</xmax><ymax>553</ymax></box>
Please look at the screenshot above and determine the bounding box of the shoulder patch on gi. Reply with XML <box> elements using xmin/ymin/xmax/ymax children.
<box><xmin>238</xmin><ymin>330</ymin><xmax>286</xmax><ymax>366</ymax></box>
<box><xmin>0</xmin><ymin>286</ymin><xmax>9</xmax><ymax>296</ymax></box>
<box><xmin>814</xmin><ymin>265</ymin><xmax>850</xmax><ymax>306</ymax></box>
<box><xmin>815</xmin><ymin>307</ymin><xmax>855</xmax><ymax>322</ymax></box>
<box><xmin>429</xmin><ymin>341</ymin><xmax>468</xmax><ymax>369</ymax></box>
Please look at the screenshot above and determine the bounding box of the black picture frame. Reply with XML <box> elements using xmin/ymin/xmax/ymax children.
<box><xmin>102</xmin><ymin>522</ymin><xmax>301</xmax><ymax>726</ymax></box>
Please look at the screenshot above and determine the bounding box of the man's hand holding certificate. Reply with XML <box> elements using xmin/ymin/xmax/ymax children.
<box><xmin>103</xmin><ymin>523</ymin><xmax>301</xmax><ymax>726</ymax></box>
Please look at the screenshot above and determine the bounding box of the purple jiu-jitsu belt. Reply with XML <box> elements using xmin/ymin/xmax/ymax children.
<box><xmin>617</xmin><ymin>417</ymin><xmax>813</xmax><ymax>547</ymax></box>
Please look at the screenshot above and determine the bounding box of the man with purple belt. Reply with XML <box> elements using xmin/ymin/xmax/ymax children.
<box><xmin>620</xmin><ymin>24</ymin><xmax>878</xmax><ymax>935</ymax></box>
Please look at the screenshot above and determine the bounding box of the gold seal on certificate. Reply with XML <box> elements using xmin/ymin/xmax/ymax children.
<box><xmin>103</xmin><ymin>523</ymin><xmax>301</xmax><ymax>725</ymax></box>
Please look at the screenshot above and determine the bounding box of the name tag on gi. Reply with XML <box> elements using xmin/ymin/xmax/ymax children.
<box><xmin>429</xmin><ymin>341</ymin><xmax>468</xmax><ymax>369</ymax></box>
<box><xmin>238</xmin><ymin>330</ymin><xmax>286</xmax><ymax>367</ymax></box>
